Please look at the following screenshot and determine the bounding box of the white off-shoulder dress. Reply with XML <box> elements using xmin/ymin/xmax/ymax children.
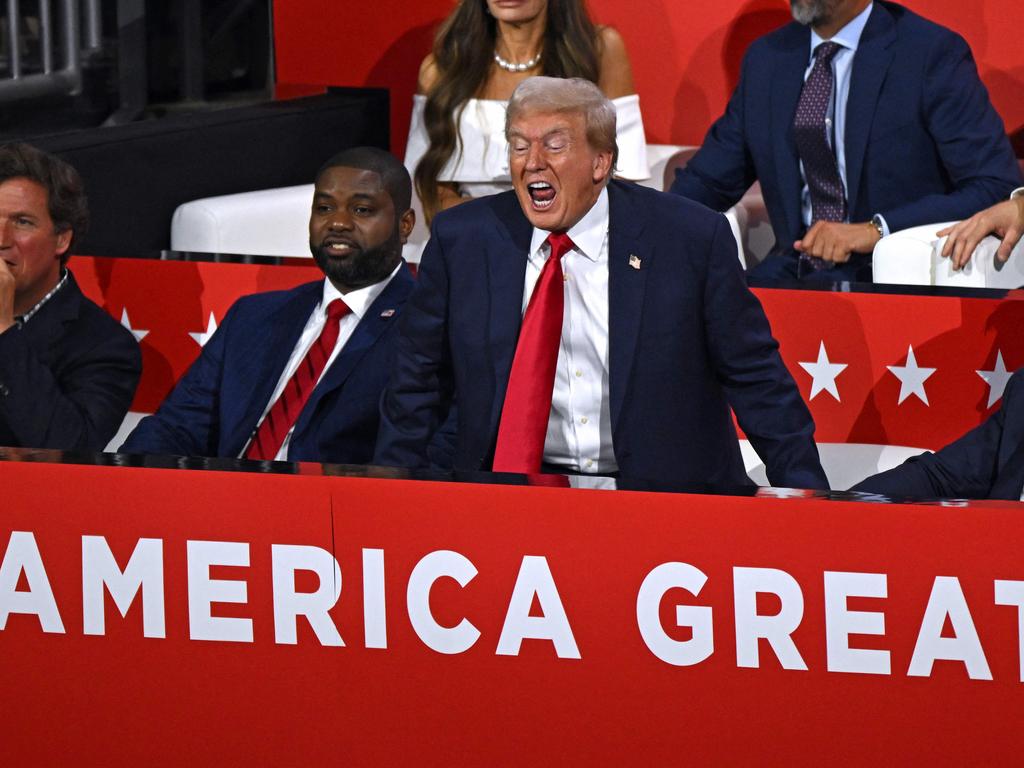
<box><xmin>404</xmin><ymin>93</ymin><xmax>650</xmax><ymax>198</ymax></box>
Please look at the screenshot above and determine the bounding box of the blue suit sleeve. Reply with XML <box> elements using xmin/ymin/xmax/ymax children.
<box><xmin>849</xmin><ymin>412</ymin><xmax>1004</xmax><ymax>499</ymax></box>
<box><xmin>0</xmin><ymin>318</ymin><xmax>140</xmax><ymax>451</ymax></box>
<box><xmin>881</xmin><ymin>33</ymin><xmax>1023</xmax><ymax>232</ymax></box>
<box><xmin>702</xmin><ymin>214</ymin><xmax>829</xmax><ymax>490</ymax></box>
<box><xmin>120</xmin><ymin>303</ymin><xmax>236</xmax><ymax>456</ymax></box>
<box><xmin>375</xmin><ymin>223</ymin><xmax>453</xmax><ymax>468</ymax></box>
<box><xmin>850</xmin><ymin>372</ymin><xmax>1022</xmax><ymax>499</ymax></box>
<box><xmin>668</xmin><ymin>51</ymin><xmax>757</xmax><ymax>212</ymax></box>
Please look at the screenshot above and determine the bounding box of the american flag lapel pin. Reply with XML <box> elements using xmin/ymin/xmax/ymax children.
<box><xmin>628</xmin><ymin>254</ymin><xmax>642</xmax><ymax>270</ymax></box>
<box><xmin>380</xmin><ymin>309</ymin><xmax>396</xmax><ymax>318</ymax></box>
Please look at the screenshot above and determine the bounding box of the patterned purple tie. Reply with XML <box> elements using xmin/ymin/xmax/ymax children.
<box><xmin>793</xmin><ymin>41</ymin><xmax>845</xmax><ymax>271</ymax></box>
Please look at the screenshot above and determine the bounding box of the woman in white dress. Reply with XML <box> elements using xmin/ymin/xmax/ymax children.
<box><xmin>406</xmin><ymin>0</ymin><xmax>649</xmax><ymax>225</ymax></box>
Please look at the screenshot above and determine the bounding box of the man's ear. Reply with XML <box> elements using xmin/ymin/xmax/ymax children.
<box><xmin>398</xmin><ymin>209</ymin><xmax>415</xmax><ymax>244</ymax></box>
<box><xmin>592</xmin><ymin>150</ymin><xmax>614</xmax><ymax>185</ymax></box>
<box><xmin>55</xmin><ymin>229</ymin><xmax>72</xmax><ymax>258</ymax></box>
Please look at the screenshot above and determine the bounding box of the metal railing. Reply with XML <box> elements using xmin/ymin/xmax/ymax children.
<box><xmin>0</xmin><ymin>0</ymin><xmax>100</xmax><ymax>103</ymax></box>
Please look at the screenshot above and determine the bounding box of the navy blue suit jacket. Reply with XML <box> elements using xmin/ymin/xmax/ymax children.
<box><xmin>122</xmin><ymin>266</ymin><xmax>415</xmax><ymax>463</ymax></box>
<box><xmin>375</xmin><ymin>181</ymin><xmax>828</xmax><ymax>490</ymax></box>
<box><xmin>669</xmin><ymin>1</ymin><xmax>1022</xmax><ymax>257</ymax></box>
<box><xmin>852</xmin><ymin>370</ymin><xmax>1024</xmax><ymax>500</ymax></box>
<box><xmin>0</xmin><ymin>271</ymin><xmax>141</xmax><ymax>451</ymax></box>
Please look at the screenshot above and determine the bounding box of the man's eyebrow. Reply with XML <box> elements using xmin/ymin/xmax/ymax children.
<box><xmin>543</xmin><ymin>129</ymin><xmax>573</xmax><ymax>143</ymax></box>
<box><xmin>313</xmin><ymin>191</ymin><xmax>379</xmax><ymax>202</ymax></box>
<box><xmin>508</xmin><ymin>127</ymin><xmax>571</xmax><ymax>141</ymax></box>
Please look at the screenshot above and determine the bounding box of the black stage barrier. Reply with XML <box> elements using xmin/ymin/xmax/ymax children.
<box><xmin>24</xmin><ymin>87</ymin><xmax>389</xmax><ymax>255</ymax></box>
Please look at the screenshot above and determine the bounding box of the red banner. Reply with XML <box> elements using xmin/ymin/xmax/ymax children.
<box><xmin>2</xmin><ymin>459</ymin><xmax>1022</xmax><ymax>764</ymax></box>
<box><xmin>761</xmin><ymin>288</ymin><xmax>1024</xmax><ymax>449</ymax></box>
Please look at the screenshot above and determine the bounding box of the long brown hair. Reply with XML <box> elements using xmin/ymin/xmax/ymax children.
<box><xmin>415</xmin><ymin>0</ymin><xmax>602</xmax><ymax>222</ymax></box>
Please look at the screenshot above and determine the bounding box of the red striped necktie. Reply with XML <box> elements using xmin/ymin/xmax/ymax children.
<box><xmin>245</xmin><ymin>298</ymin><xmax>350</xmax><ymax>460</ymax></box>
<box><xmin>492</xmin><ymin>231</ymin><xmax>575</xmax><ymax>474</ymax></box>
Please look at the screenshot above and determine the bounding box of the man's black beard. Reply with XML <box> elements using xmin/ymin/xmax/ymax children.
<box><xmin>311</xmin><ymin>231</ymin><xmax>401</xmax><ymax>291</ymax></box>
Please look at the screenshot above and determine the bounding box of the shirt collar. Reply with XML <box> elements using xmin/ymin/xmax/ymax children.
<box><xmin>810</xmin><ymin>1</ymin><xmax>872</xmax><ymax>58</ymax></box>
<box><xmin>529</xmin><ymin>185</ymin><xmax>610</xmax><ymax>263</ymax></box>
<box><xmin>320</xmin><ymin>260</ymin><xmax>402</xmax><ymax>319</ymax></box>
<box><xmin>17</xmin><ymin>268</ymin><xmax>69</xmax><ymax>327</ymax></box>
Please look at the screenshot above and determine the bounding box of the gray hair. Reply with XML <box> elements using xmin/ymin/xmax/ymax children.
<box><xmin>505</xmin><ymin>76</ymin><xmax>618</xmax><ymax>169</ymax></box>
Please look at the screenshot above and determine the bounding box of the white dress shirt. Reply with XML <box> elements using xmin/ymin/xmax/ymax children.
<box><xmin>523</xmin><ymin>187</ymin><xmax>617</xmax><ymax>474</ymax></box>
<box><xmin>243</xmin><ymin>262</ymin><xmax>401</xmax><ymax>460</ymax></box>
<box><xmin>799</xmin><ymin>3</ymin><xmax>886</xmax><ymax>232</ymax></box>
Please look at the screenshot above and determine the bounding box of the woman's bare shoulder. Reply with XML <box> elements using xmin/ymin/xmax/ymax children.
<box><xmin>417</xmin><ymin>53</ymin><xmax>440</xmax><ymax>95</ymax></box>
<box><xmin>595</xmin><ymin>25</ymin><xmax>635</xmax><ymax>98</ymax></box>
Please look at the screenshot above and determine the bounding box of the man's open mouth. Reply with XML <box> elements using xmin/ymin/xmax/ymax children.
<box><xmin>528</xmin><ymin>181</ymin><xmax>556</xmax><ymax>210</ymax></box>
<box><xmin>322</xmin><ymin>240</ymin><xmax>358</xmax><ymax>256</ymax></box>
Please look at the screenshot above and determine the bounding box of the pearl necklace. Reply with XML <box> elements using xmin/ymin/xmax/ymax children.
<box><xmin>493</xmin><ymin>49</ymin><xmax>542</xmax><ymax>73</ymax></box>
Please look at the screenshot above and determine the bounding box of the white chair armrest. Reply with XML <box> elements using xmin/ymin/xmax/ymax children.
<box><xmin>740</xmin><ymin>440</ymin><xmax>928</xmax><ymax>489</ymax></box>
<box><xmin>872</xmin><ymin>223</ymin><xmax>952</xmax><ymax>286</ymax></box>
<box><xmin>933</xmin><ymin>232</ymin><xmax>1024</xmax><ymax>289</ymax></box>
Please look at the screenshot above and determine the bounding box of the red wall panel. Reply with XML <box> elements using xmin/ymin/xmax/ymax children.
<box><xmin>273</xmin><ymin>0</ymin><xmax>1024</xmax><ymax>152</ymax></box>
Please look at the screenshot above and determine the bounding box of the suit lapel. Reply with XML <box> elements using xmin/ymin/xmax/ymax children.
<box><xmin>770</xmin><ymin>25</ymin><xmax>812</xmax><ymax>242</ymax></box>
<box><xmin>230</xmin><ymin>281</ymin><xmax>322</xmax><ymax>451</ymax></box>
<box><xmin>844</xmin><ymin>3</ymin><xmax>896</xmax><ymax>215</ymax></box>
<box><xmin>607</xmin><ymin>181</ymin><xmax>649</xmax><ymax>433</ymax></box>
<box><xmin>486</xmin><ymin>193</ymin><xmax>534</xmax><ymax>435</ymax></box>
<box><xmin>291</xmin><ymin>264</ymin><xmax>416</xmax><ymax>437</ymax></box>
<box><xmin>22</xmin><ymin>271</ymin><xmax>82</xmax><ymax>352</ymax></box>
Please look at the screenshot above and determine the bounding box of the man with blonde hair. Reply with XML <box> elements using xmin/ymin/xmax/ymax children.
<box><xmin>377</xmin><ymin>76</ymin><xmax>828</xmax><ymax>490</ymax></box>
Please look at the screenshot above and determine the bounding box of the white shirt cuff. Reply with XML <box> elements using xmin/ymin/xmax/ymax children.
<box><xmin>1011</xmin><ymin>187</ymin><xmax>1024</xmax><ymax>199</ymax></box>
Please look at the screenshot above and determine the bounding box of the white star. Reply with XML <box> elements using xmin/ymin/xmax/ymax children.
<box><xmin>189</xmin><ymin>312</ymin><xmax>219</xmax><ymax>347</ymax></box>
<box><xmin>120</xmin><ymin>308</ymin><xmax>149</xmax><ymax>342</ymax></box>
<box><xmin>976</xmin><ymin>350</ymin><xmax>1013</xmax><ymax>408</ymax></box>
<box><xmin>887</xmin><ymin>345</ymin><xmax>936</xmax><ymax>406</ymax></box>
<box><xmin>797</xmin><ymin>341</ymin><xmax>847</xmax><ymax>401</ymax></box>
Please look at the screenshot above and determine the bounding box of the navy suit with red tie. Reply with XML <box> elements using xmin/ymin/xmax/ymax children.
<box><xmin>122</xmin><ymin>265</ymin><xmax>415</xmax><ymax>463</ymax></box>
<box><xmin>375</xmin><ymin>180</ymin><xmax>829</xmax><ymax>490</ymax></box>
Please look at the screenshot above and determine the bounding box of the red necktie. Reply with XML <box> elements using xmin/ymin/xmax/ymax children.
<box><xmin>245</xmin><ymin>298</ymin><xmax>350</xmax><ymax>460</ymax></box>
<box><xmin>492</xmin><ymin>232</ymin><xmax>575</xmax><ymax>474</ymax></box>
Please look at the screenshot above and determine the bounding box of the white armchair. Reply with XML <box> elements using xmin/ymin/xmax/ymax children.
<box><xmin>740</xmin><ymin>440</ymin><xmax>929</xmax><ymax>490</ymax></box>
<box><xmin>171</xmin><ymin>184</ymin><xmax>315</xmax><ymax>257</ymax></box>
<box><xmin>873</xmin><ymin>223</ymin><xmax>1024</xmax><ymax>288</ymax></box>
<box><xmin>171</xmin><ymin>183</ymin><xmax>430</xmax><ymax>263</ymax></box>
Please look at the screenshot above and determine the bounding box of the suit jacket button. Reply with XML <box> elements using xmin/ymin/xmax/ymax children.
<box><xmin>0</xmin><ymin>383</ymin><xmax>8</xmax><ymax>397</ymax></box>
